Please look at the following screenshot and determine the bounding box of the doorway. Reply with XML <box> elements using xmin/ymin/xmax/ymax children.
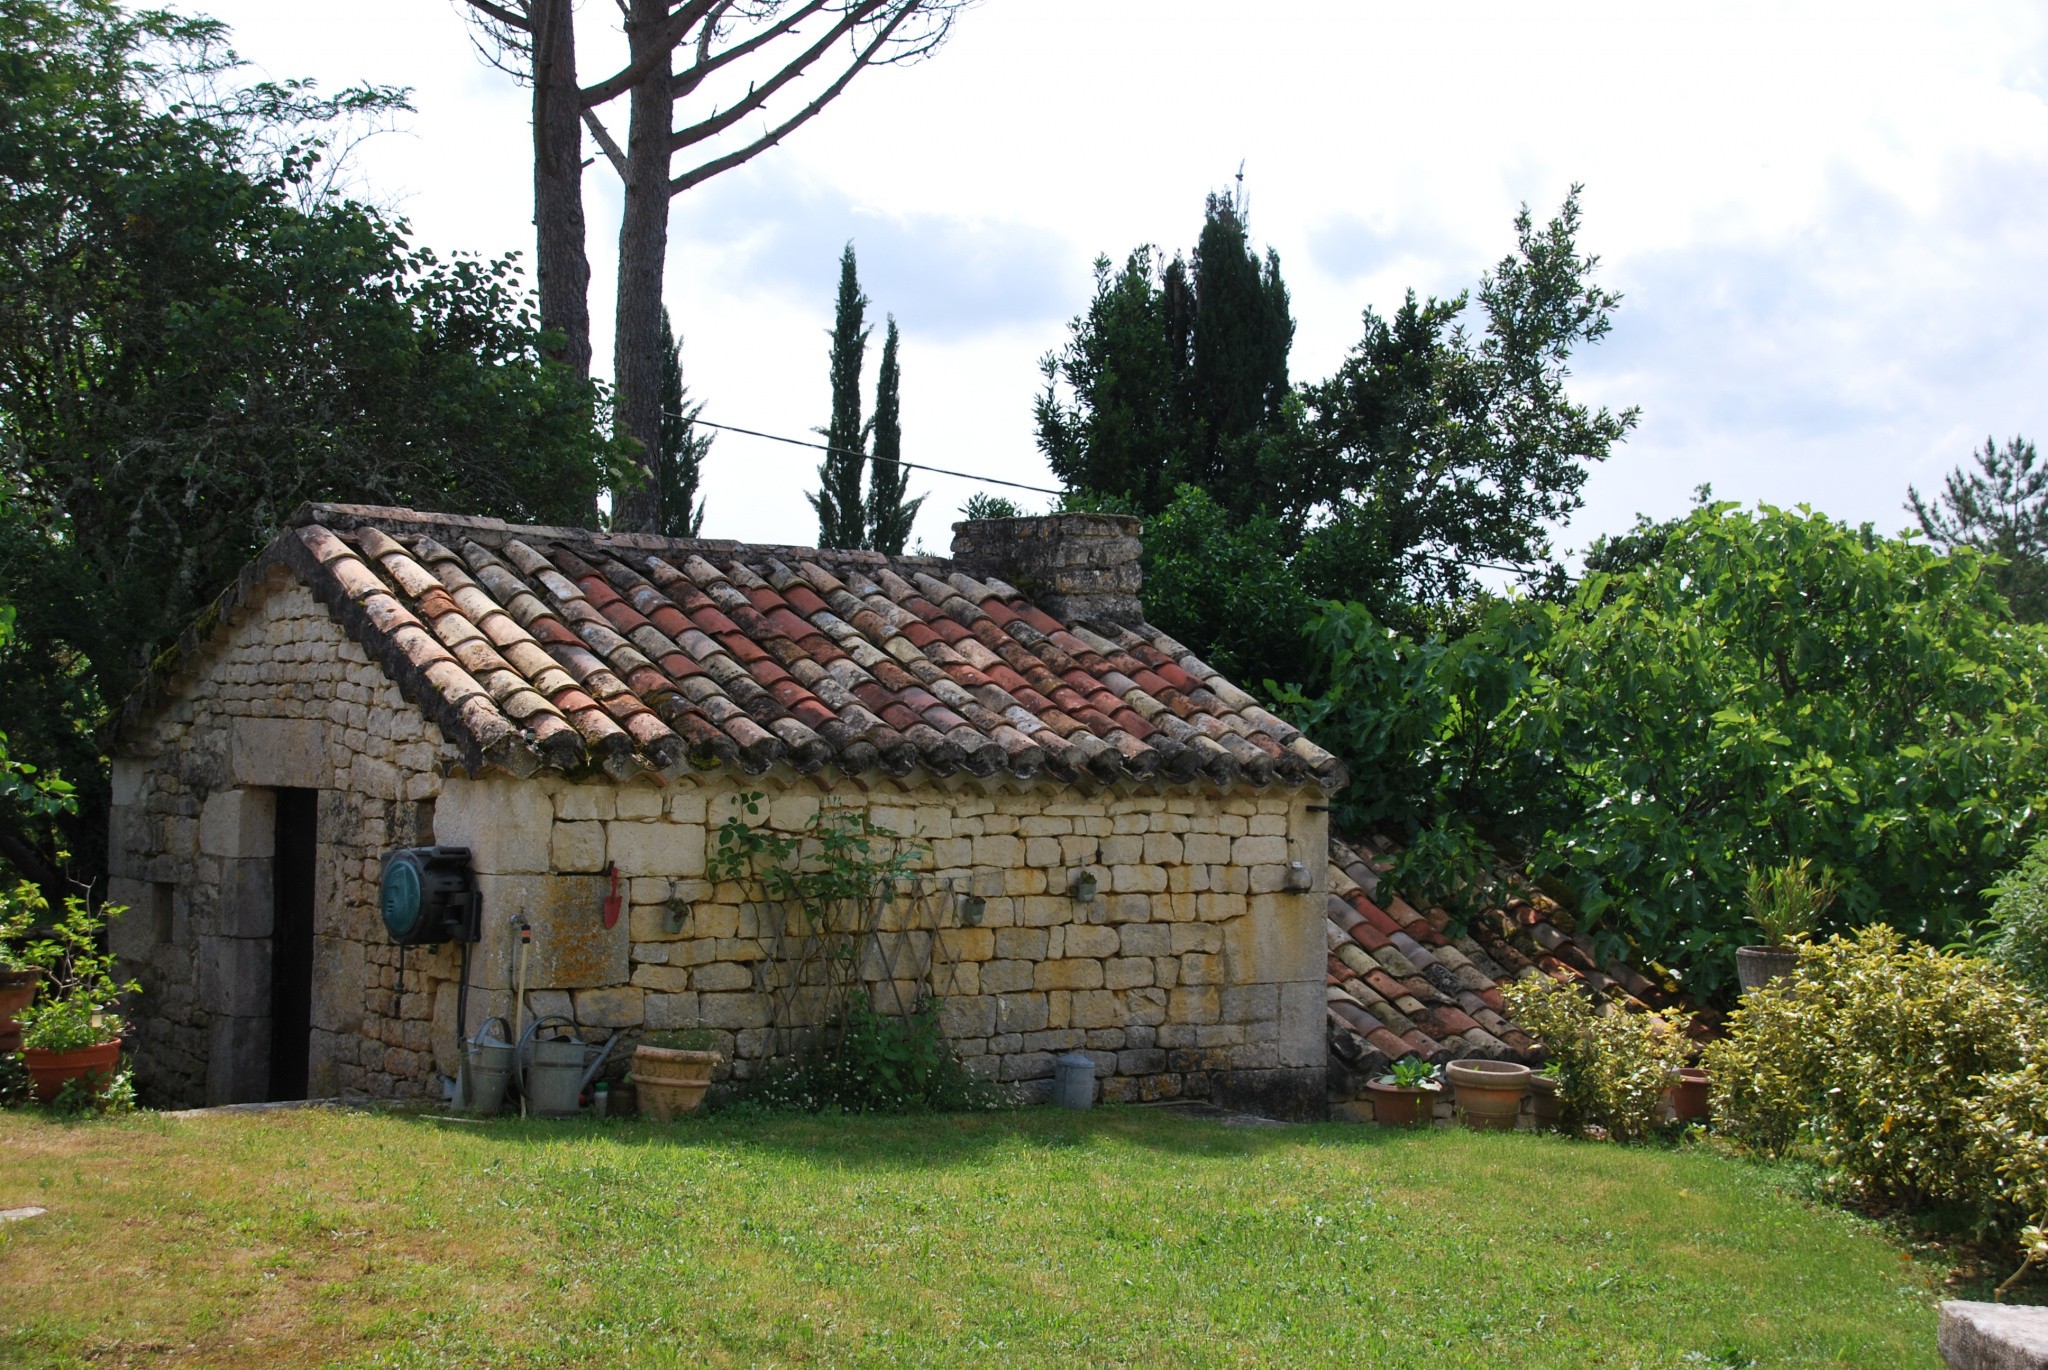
<box><xmin>268</xmin><ymin>788</ymin><xmax>317</xmax><ymax>1100</ymax></box>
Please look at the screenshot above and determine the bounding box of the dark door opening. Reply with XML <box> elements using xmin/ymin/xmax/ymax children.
<box><xmin>269</xmin><ymin>788</ymin><xmax>317</xmax><ymax>1101</ymax></box>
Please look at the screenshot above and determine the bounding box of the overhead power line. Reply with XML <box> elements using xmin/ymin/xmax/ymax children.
<box><xmin>669</xmin><ymin>414</ymin><xmax>1065</xmax><ymax>497</ymax></box>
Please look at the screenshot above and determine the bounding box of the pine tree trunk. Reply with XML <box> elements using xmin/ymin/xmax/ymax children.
<box><xmin>609</xmin><ymin>0</ymin><xmax>672</xmax><ymax>533</ymax></box>
<box><xmin>531</xmin><ymin>0</ymin><xmax>592</xmax><ymax>380</ymax></box>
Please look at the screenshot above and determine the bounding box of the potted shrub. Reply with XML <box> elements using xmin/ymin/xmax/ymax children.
<box><xmin>631</xmin><ymin>1028</ymin><xmax>720</xmax><ymax>1122</ymax></box>
<box><xmin>1364</xmin><ymin>1055</ymin><xmax>1440</xmax><ymax>1127</ymax></box>
<box><xmin>17</xmin><ymin>896</ymin><xmax>136</xmax><ymax>1104</ymax></box>
<box><xmin>1445</xmin><ymin>1058</ymin><xmax>1533</xmax><ymax>1130</ymax></box>
<box><xmin>1737</xmin><ymin>859</ymin><xmax>1837</xmax><ymax>992</ymax></box>
<box><xmin>1667</xmin><ymin>1065</ymin><xmax>1711</xmax><ymax>1123</ymax></box>
<box><xmin>0</xmin><ymin>883</ymin><xmax>43</xmax><ymax>1054</ymax></box>
<box><xmin>1528</xmin><ymin>1062</ymin><xmax>1564</xmax><ymax>1132</ymax></box>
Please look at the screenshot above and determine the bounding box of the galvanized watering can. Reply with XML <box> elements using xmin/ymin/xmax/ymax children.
<box><xmin>516</xmin><ymin>1015</ymin><xmax>618</xmax><ymax>1119</ymax></box>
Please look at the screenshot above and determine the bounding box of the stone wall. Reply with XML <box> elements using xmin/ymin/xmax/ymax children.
<box><xmin>111</xmin><ymin>570</ymin><xmax>1331</xmax><ymax>1116</ymax></box>
<box><xmin>109</xmin><ymin>570</ymin><xmax>458</xmax><ymax>1106</ymax></box>
<box><xmin>433</xmin><ymin>772</ymin><xmax>1330</xmax><ymax>1116</ymax></box>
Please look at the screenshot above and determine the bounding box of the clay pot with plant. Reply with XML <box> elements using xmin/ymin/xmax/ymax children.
<box><xmin>0</xmin><ymin>883</ymin><xmax>44</xmax><ymax>1054</ymax></box>
<box><xmin>1738</xmin><ymin>859</ymin><xmax>1838</xmax><ymax>992</ymax></box>
<box><xmin>1528</xmin><ymin>1063</ymin><xmax>1564</xmax><ymax>1132</ymax></box>
<box><xmin>632</xmin><ymin>1028</ymin><xmax>720</xmax><ymax>1122</ymax></box>
<box><xmin>1667</xmin><ymin>1065</ymin><xmax>1711</xmax><ymax>1123</ymax></box>
<box><xmin>1365</xmin><ymin>1055</ymin><xmax>1441</xmax><ymax>1127</ymax></box>
<box><xmin>18</xmin><ymin>895</ymin><xmax>136</xmax><ymax>1104</ymax></box>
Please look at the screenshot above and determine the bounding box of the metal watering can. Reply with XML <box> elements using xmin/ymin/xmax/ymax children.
<box><xmin>454</xmin><ymin>1015</ymin><xmax>516</xmax><ymax>1116</ymax></box>
<box><xmin>516</xmin><ymin>1015</ymin><xmax>619</xmax><ymax>1119</ymax></box>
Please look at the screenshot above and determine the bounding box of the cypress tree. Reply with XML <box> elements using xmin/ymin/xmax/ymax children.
<box><xmin>655</xmin><ymin>307</ymin><xmax>709</xmax><ymax>537</ymax></box>
<box><xmin>808</xmin><ymin>243</ymin><xmax>870</xmax><ymax>549</ymax></box>
<box><xmin>864</xmin><ymin>316</ymin><xmax>922</xmax><ymax>553</ymax></box>
<box><xmin>1034</xmin><ymin>185</ymin><xmax>1294</xmax><ymax>526</ymax></box>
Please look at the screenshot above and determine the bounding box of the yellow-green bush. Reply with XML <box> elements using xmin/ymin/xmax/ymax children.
<box><xmin>1503</xmin><ymin>972</ymin><xmax>1684</xmax><ymax>1142</ymax></box>
<box><xmin>1705</xmin><ymin>925</ymin><xmax>2042</xmax><ymax>1236</ymax></box>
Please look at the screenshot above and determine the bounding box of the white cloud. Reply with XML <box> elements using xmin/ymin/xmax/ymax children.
<box><xmin>181</xmin><ymin>0</ymin><xmax>2048</xmax><ymax>556</ymax></box>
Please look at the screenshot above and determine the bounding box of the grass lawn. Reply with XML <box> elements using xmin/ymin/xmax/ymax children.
<box><xmin>0</xmin><ymin>1104</ymin><xmax>1945</xmax><ymax>1368</ymax></box>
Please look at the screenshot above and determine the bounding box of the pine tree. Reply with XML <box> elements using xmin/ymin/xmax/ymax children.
<box><xmin>864</xmin><ymin>316</ymin><xmax>923</xmax><ymax>553</ymax></box>
<box><xmin>655</xmin><ymin>307</ymin><xmax>709</xmax><ymax>537</ymax></box>
<box><xmin>808</xmin><ymin>244</ymin><xmax>870</xmax><ymax>549</ymax></box>
<box><xmin>1910</xmin><ymin>435</ymin><xmax>2048</xmax><ymax>621</ymax></box>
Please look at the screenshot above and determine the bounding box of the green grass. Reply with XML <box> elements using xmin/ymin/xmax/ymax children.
<box><xmin>0</xmin><ymin>1106</ymin><xmax>1945</xmax><ymax>1367</ymax></box>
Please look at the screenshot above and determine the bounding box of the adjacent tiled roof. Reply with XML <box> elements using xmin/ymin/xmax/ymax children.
<box><xmin>120</xmin><ymin>504</ymin><xmax>1346</xmax><ymax>792</ymax></box>
<box><xmin>1323</xmin><ymin>835</ymin><xmax>1708</xmax><ymax>1077</ymax></box>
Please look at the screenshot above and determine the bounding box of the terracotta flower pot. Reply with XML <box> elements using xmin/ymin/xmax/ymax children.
<box><xmin>0</xmin><ymin>970</ymin><xmax>40</xmax><ymax>1054</ymax></box>
<box><xmin>630</xmin><ymin>1045</ymin><xmax>717</xmax><ymax>1122</ymax></box>
<box><xmin>1445</xmin><ymin>1058</ymin><xmax>1532</xmax><ymax>1131</ymax></box>
<box><xmin>22</xmin><ymin>1038</ymin><xmax>121</xmax><ymax>1104</ymax></box>
<box><xmin>1528</xmin><ymin>1072</ymin><xmax>1564</xmax><ymax>1132</ymax></box>
<box><xmin>1364</xmin><ymin>1079</ymin><xmax>1436</xmax><ymax>1127</ymax></box>
<box><xmin>1668</xmin><ymin>1067</ymin><xmax>1711</xmax><ymax>1123</ymax></box>
<box><xmin>1736</xmin><ymin>946</ymin><xmax>1800</xmax><ymax>992</ymax></box>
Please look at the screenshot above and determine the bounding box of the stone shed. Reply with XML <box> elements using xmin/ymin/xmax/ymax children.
<box><xmin>107</xmin><ymin>504</ymin><xmax>1346</xmax><ymax>1114</ymax></box>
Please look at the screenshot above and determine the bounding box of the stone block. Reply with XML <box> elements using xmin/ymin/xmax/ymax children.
<box><xmin>199</xmin><ymin>788</ymin><xmax>275</xmax><ymax>859</ymax></box>
<box><xmin>1118</xmin><ymin>923</ymin><xmax>1170</xmax><ymax>957</ymax></box>
<box><xmin>981</xmin><ymin>959</ymin><xmax>1034</xmax><ymax>994</ymax></box>
<box><xmin>199</xmin><ymin>935</ymin><xmax>270</xmax><ymax>1018</ymax></box>
<box><xmin>1111</xmin><ymin>864</ymin><xmax>1167</xmax><ymax>894</ymax></box>
<box><xmin>551</xmin><ymin>821</ymin><xmax>606</xmax><ymax>873</ymax></box>
<box><xmin>216</xmin><ymin>859</ymin><xmax>273</xmax><ymax>939</ymax></box>
<box><xmin>1035</xmin><ymin>958</ymin><xmax>1103</xmax><ymax>991</ymax></box>
<box><xmin>643</xmin><ymin>991</ymin><xmax>703</xmax><ymax>1030</ymax></box>
<box><xmin>1099</xmin><ymin>835</ymin><xmax>1141</xmax><ymax>866</ymax></box>
<box><xmin>999</xmin><ymin>1051</ymin><xmax>1055</xmax><ymax>1082</ymax></box>
<box><xmin>1278</xmin><ymin>979</ymin><xmax>1326</xmax><ymax>1068</ymax></box>
<box><xmin>1170</xmin><ymin>984</ymin><xmax>1221</xmax><ymax>1024</ymax></box>
<box><xmin>1104</xmin><ymin>892</ymin><xmax>1152</xmax><ymax>924</ymax></box>
<box><xmin>231</xmin><ymin>717</ymin><xmax>331</xmax><ymax>789</ymax></box>
<box><xmin>692</xmin><ymin>961</ymin><xmax>753</xmax><ymax>993</ymax></box>
<box><xmin>106</xmin><ymin>879</ymin><xmax>169</xmax><ymax>962</ymax></box>
<box><xmin>1064</xmin><ymin>924</ymin><xmax>1120</xmax><ymax>959</ymax></box>
<box><xmin>1119</xmin><ymin>1047</ymin><xmax>1167</xmax><ymax>1075</ymax></box>
<box><xmin>1183</xmin><ymin>832</ymin><xmax>1231</xmax><ymax>864</ymax></box>
<box><xmin>554</xmin><ymin>786</ymin><xmax>615</xmax><ymax>821</ymax></box>
<box><xmin>310</xmin><ymin>935</ymin><xmax>365</xmax><ymax>1035</ymax></box>
<box><xmin>1223</xmin><ymin>982</ymin><xmax>1279</xmax><ymax>1023</ymax></box>
<box><xmin>435</xmin><ymin>776</ymin><xmax>555</xmax><ymax>875</ymax></box>
<box><xmin>1070</xmin><ymin>989</ymin><xmax>1121</xmax><ymax>1030</ymax></box>
<box><xmin>630</xmin><ymin>964</ymin><xmax>690</xmax><ymax>991</ymax></box>
<box><xmin>1940</xmin><ymin>1300</ymin><xmax>2048</xmax><ymax>1369</ymax></box>
<box><xmin>606</xmin><ymin>819</ymin><xmax>705</xmax><ymax>878</ymax></box>
<box><xmin>616</xmin><ymin>784</ymin><xmax>665</xmax><ymax>820</ymax></box>
<box><xmin>973</xmin><ymin>834</ymin><xmax>1022</xmax><ymax>867</ymax></box>
<box><xmin>1232</xmin><ymin>834</ymin><xmax>1288</xmax><ymax>866</ymax></box>
<box><xmin>698</xmin><ymin>992</ymin><xmax>772</xmax><ymax>1030</ymax></box>
<box><xmin>1124</xmin><ymin>986</ymin><xmax>1168</xmax><ymax>1027</ymax></box>
<box><xmin>1179</xmin><ymin>952</ymin><xmax>1223</xmax><ymax>986</ymax></box>
<box><xmin>573</xmin><ymin>986</ymin><xmax>644</xmax><ymax>1028</ymax></box>
<box><xmin>994</xmin><ymin>927</ymin><xmax>1048</xmax><ymax>961</ymax></box>
<box><xmin>526</xmin><ymin>989</ymin><xmax>574</xmax><ymax>1022</ymax></box>
<box><xmin>1142</xmin><ymin>833</ymin><xmax>1184</xmax><ymax>865</ymax></box>
<box><xmin>469</xmin><ymin>872</ymin><xmax>626</xmax><ymax>990</ymax></box>
<box><xmin>1103</xmin><ymin>957</ymin><xmax>1155</xmax><ymax>990</ymax></box>
<box><xmin>938</xmin><ymin>927</ymin><xmax>993</xmax><ymax>963</ymax></box>
<box><xmin>995</xmin><ymin>995</ymin><xmax>1048</xmax><ymax>1035</ymax></box>
<box><xmin>942</xmin><ymin>996</ymin><xmax>997</xmax><ymax>1038</ymax></box>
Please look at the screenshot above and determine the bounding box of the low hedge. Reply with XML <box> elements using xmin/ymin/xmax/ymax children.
<box><xmin>1704</xmin><ymin>926</ymin><xmax>2048</xmax><ymax>1284</ymax></box>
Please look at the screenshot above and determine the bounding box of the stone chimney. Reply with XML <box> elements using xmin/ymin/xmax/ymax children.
<box><xmin>950</xmin><ymin>513</ymin><xmax>1144</xmax><ymax>626</ymax></box>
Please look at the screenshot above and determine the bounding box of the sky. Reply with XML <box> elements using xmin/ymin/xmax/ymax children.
<box><xmin>180</xmin><ymin>1</ymin><xmax>2048</xmax><ymax>560</ymax></box>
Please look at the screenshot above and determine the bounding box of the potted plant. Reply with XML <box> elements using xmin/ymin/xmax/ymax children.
<box><xmin>0</xmin><ymin>883</ymin><xmax>43</xmax><ymax>1054</ymax></box>
<box><xmin>1364</xmin><ymin>1055</ymin><xmax>1440</xmax><ymax>1127</ymax></box>
<box><xmin>18</xmin><ymin>896</ymin><xmax>136</xmax><ymax>1104</ymax></box>
<box><xmin>1737</xmin><ymin>858</ymin><xmax>1838</xmax><ymax>992</ymax></box>
<box><xmin>1528</xmin><ymin>1062</ymin><xmax>1564</xmax><ymax>1132</ymax></box>
<box><xmin>1445</xmin><ymin>1058</ymin><xmax>1533</xmax><ymax>1131</ymax></box>
<box><xmin>1667</xmin><ymin>1065</ymin><xmax>1711</xmax><ymax>1123</ymax></box>
<box><xmin>631</xmin><ymin>1028</ymin><xmax>720</xmax><ymax>1122</ymax></box>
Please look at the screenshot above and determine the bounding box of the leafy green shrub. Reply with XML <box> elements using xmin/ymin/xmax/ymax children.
<box><xmin>16</xmin><ymin>893</ymin><xmax>135</xmax><ymax>1053</ymax></box>
<box><xmin>1984</xmin><ymin>835</ymin><xmax>2048</xmax><ymax>994</ymax></box>
<box><xmin>1502</xmin><ymin>973</ymin><xmax>1684</xmax><ymax>1143</ymax></box>
<box><xmin>729</xmin><ymin>993</ymin><xmax>1006</xmax><ymax>1115</ymax></box>
<box><xmin>1704</xmin><ymin>926</ymin><xmax>2036</xmax><ymax>1221</ymax></box>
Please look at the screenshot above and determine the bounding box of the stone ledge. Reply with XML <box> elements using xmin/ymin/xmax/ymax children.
<box><xmin>1942</xmin><ymin>1300</ymin><xmax>2048</xmax><ymax>1369</ymax></box>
